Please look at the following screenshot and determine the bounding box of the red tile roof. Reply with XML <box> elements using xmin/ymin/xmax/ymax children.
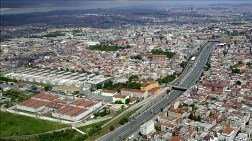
<box><xmin>121</xmin><ymin>88</ymin><xmax>146</xmax><ymax>94</ymax></box>
<box><xmin>202</xmin><ymin>82</ymin><xmax>226</xmax><ymax>89</ymax></box>
<box><xmin>170</xmin><ymin>136</ymin><xmax>184</xmax><ymax>141</ymax></box>
<box><xmin>222</xmin><ymin>127</ymin><xmax>234</xmax><ymax>135</ymax></box>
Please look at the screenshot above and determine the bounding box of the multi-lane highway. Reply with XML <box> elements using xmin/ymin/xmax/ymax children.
<box><xmin>98</xmin><ymin>41</ymin><xmax>216</xmax><ymax>141</ymax></box>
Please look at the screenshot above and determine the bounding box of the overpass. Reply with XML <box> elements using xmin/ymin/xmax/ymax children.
<box><xmin>168</xmin><ymin>85</ymin><xmax>188</xmax><ymax>91</ymax></box>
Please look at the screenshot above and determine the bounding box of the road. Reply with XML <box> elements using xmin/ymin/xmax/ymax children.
<box><xmin>97</xmin><ymin>41</ymin><xmax>216</xmax><ymax>141</ymax></box>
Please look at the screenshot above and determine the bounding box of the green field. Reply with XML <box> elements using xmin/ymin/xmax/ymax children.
<box><xmin>0</xmin><ymin>111</ymin><xmax>67</xmax><ymax>137</ymax></box>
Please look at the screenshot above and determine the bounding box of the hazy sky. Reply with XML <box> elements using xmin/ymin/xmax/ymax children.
<box><xmin>1</xmin><ymin>0</ymin><xmax>251</xmax><ymax>15</ymax></box>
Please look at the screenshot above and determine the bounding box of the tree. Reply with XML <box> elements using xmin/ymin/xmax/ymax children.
<box><xmin>223</xmin><ymin>51</ymin><xmax>228</xmax><ymax>56</ymax></box>
<box><xmin>125</xmin><ymin>98</ymin><xmax>130</xmax><ymax>104</ymax></box>
<box><xmin>96</xmin><ymin>83</ymin><xmax>103</xmax><ymax>89</ymax></box>
<box><xmin>180</xmin><ymin>61</ymin><xmax>188</xmax><ymax>69</ymax></box>
<box><xmin>129</xmin><ymin>75</ymin><xmax>139</xmax><ymax>81</ymax></box>
<box><xmin>122</xmin><ymin>117</ymin><xmax>129</xmax><ymax>123</ymax></box>
<box><xmin>197</xmin><ymin>115</ymin><xmax>201</xmax><ymax>122</ymax></box>
<box><xmin>172</xmin><ymin>131</ymin><xmax>176</xmax><ymax>136</ymax></box>
<box><xmin>103</xmin><ymin>80</ymin><xmax>113</xmax><ymax>89</ymax></box>
<box><xmin>87</xmin><ymin>44</ymin><xmax>131</xmax><ymax>52</ymax></box>
<box><xmin>246</xmin><ymin>62</ymin><xmax>252</xmax><ymax>69</ymax></box>
<box><xmin>151</xmin><ymin>49</ymin><xmax>176</xmax><ymax>58</ymax></box>
<box><xmin>119</xmin><ymin>119</ymin><xmax>124</xmax><ymax>125</ymax></box>
<box><xmin>155</xmin><ymin>125</ymin><xmax>161</xmax><ymax>131</ymax></box>
<box><xmin>115</xmin><ymin>100</ymin><xmax>123</xmax><ymax>104</ymax></box>
<box><xmin>189</xmin><ymin>113</ymin><xmax>193</xmax><ymax>119</ymax></box>
<box><xmin>130</xmin><ymin>55</ymin><xmax>142</xmax><ymax>60</ymax></box>
<box><xmin>209</xmin><ymin>112</ymin><xmax>214</xmax><ymax>117</ymax></box>
<box><xmin>157</xmin><ymin>74</ymin><xmax>176</xmax><ymax>84</ymax></box>
<box><xmin>125</xmin><ymin>81</ymin><xmax>142</xmax><ymax>89</ymax></box>
<box><xmin>160</xmin><ymin>108</ymin><xmax>163</xmax><ymax>112</ymax></box>
<box><xmin>44</xmin><ymin>85</ymin><xmax>52</xmax><ymax>91</ymax></box>
<box><xmin>236</xmin><ymin>80</ymin><xmax>241</xmax><ymax>85</ymax></box>
<box><xmin>211</xmin><ymin>97</ymin><xmax>217</xmax><ymax>101</ymax></box>
<box><xmin>110</xmin><ymin>126</ymin><xmax>114</xmax><ymax>131</ymax></box>
<box><xmin>231</xmin><ymin>68</ymin><xmax>240</xmax><ymax>74</ymax></box>
<box><xmin>204</xmin><ymin>63</ymin><xmax>211</xmax><ymax>71</ymax></box>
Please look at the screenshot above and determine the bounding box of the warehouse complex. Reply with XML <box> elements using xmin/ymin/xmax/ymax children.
<box><xmin>5</xmin><ymin>67</ymin><xmax>111</xmax><ymax>88</ymax></box>
<box><xmin>16</xmin><ymin>93</ymin><xmax>102</xmax><ymax>121</ymax></box>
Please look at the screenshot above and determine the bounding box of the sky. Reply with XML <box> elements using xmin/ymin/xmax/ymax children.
<box><xmin>1</xmin><ymin>0</ymin><xmax>252</xmax><ymax>15</ymax></box>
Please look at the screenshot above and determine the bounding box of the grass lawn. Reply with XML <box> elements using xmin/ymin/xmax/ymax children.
<box><xmin>0</xmin><ymin>111</ymin><xmax>67</xmax><ymax>137</ymax></box>
<box><xmin>79</xmin><ymin>119</ymin><xmax>110</xmax><ymax>132</ymax></box>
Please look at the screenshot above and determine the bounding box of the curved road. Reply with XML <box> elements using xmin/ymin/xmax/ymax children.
<box><xmin>98</xmin><ymin>41</ymin><xmax>216</xmax><ymax>141</ymax></box>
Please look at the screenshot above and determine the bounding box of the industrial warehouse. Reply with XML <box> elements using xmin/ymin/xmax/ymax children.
<box><xmin>5</xmin><ymin>67</ymin><xmax>111</xmax><ymax>88</ymax></box>
<box><xmin>17</xmin><ymin>93</ymin><xmax>102</xmax><ymax>121</ymax></box>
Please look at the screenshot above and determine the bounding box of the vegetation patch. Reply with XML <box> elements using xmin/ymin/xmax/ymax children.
<box><xmin>0</xmin><ymin>76</ymin><xmax>17</xmax><ymax>83</ymax></box>
<box><xmin>85</xmin><ymin>107</ymin><xmax>140</xmax><ymax>141</ymax></box>
<box><xmin>97</xmin><ymin>79</ymin><xmax>142</xmax><ymax>92</ymax></box>
<box><xmin>28</xmin><ymin>31</ymin><xmax>65</xmax><ymax>38</ymax></box>
<box><xmin>78</xmin><ymin>119</ymin><xmax>110</xmax><ymax>137</ymax></box>
<box><xmin>247</xmin><ymin>62</ymin><xmax>252</xmax><ymax>69</ymax></box>
<box><xmin>180</xmin><ymin>61</ymin><xmax>188</xmax><ymax>69</ymax></box>
<box><xmin>2</xmin><ymin>89</ymin><xmax>35</xmax><ymax>103</ymax></box>
<box><xmin>87</xmin><ymin>44</ymin><xmax>131</xmax><ymax>52</ymax></box>
<box><xmin>151</xmin><ymin>49</ymin><xmax>176</xmax><ymax>58</ymax></box>
<box><xmin>130</xmin><ymin>55</ymin><xmax>143</xmax><ymax>60</ymax></box>
<box><xmin>157</xmin><ymin>74</ymin><xmax>176</xmax><ymax>84</ymax></box>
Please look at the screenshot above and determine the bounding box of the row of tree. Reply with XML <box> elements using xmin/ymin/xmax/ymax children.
<box><xmin>0</xmin><ymin>76</ymin><xmax>18</xmax><ymax>83</ymax></box>
<box><xmin>96</xmin><ymin>79</ymin><xmax>142</xmax><ymax>92</ymax></box>
<box><xmin>3</xmin><ymin>89</ymin><xmax>34</xmax><ymax>103</ymax></box>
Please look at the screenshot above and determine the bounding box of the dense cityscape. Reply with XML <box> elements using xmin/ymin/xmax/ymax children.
<box><xmin>0</xmin><ymin>1</ymin><xmax>252</xmax><ymax>141</ymax></box>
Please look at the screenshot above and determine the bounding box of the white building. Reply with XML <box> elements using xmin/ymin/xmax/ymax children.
<box><xmin>112</xmin><ymin>94</ymin><xmax>129</xmax><ymax>103</ymax></box>
<box><xmin>235</xmin><ymin>133</ymin><xmax>248</xmax><ymax>141</ymax></box>
<box><xmin>85</xmin><ymin>41</ymin><xmax>100</xmax><ymax>47</ymax></box>
<box><xmin>140</xmin><ymin>120</ymin><xmax>155</xmax><ymax>136</ymax></box>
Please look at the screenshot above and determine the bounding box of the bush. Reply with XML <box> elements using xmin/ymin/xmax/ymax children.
<box><xmin>157</xmin><ymin>74</ymin><xmax>176</xmax><ymax>84</ymax></box>
<box><xmin>110</xmin><ymin>126</ymin><xmax>114</xmax><ymax>131</ymax></box>
<box><xmin>236</xmin><ymin>80</ymin><xmax>241</xmax><ymax>85</ymax></box>
<box><xmin>119</xmin><ymin>117</ymin><xmax>129</xmax><ymax>125</ymax></box>
<box><xmin>180</xmin><ymin>61</ymin><xmax>188</xmax><ymax>69</ymax></box>
<box><xmin>125</xmin><ymin>99</ymin><xmax>130</xmax><ymax>104</ymax></box>
<box><xmin>44</xmin><ymin>85</ymin><xmax>52</xmax><ymax>91</ymax></box>
<box><xmin>130</xmin><ymin>55</ymin><xmax>142</xmax><ymax>60</ymax></box>
<box><xmin>0</xmin><ymin>76</ymin><xmax>18</xmax><ymax>83</ymax></box>
<box><xmin>129</xmin><ymin>75</ymin><xmax>139</xmax><ymax>81</ymax></box>
<box><xmin>115</xmin><ymin>100</ymin><xmax>123</xmax><ymax>104</ymax></box>
<box><xmin>151</xmin><ymin>49</ymin><xmax>176</xmax><ymax>58</ymax></box>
